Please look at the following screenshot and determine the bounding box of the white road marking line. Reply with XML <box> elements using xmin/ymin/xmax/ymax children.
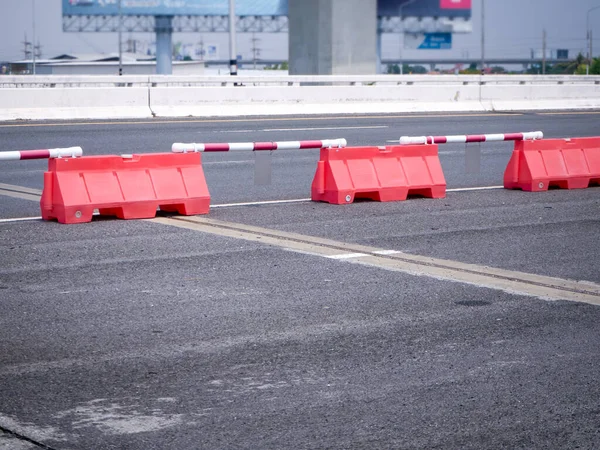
<box><xmin>203</xmin><ymin>160</ymin><xmax>252</xmax><ymax>166</ymax></box>
<box><xmin>211</xmin><ymin>198</ymin><xmax>311</xmax><ymax>208</ymax></box>
<box><xmin>262</xmin><ymin>126</ymin><xmax>388</xmax><ymax>132</ymax></box>
<box><xmin>373</xmin><ymin>250</ymin><xmax>403</xmax><ymax>255</ymax></box>
<box><xmin>447</xmin><ymin>186</ymin><xmax>504</xmax><ymax>192</ymax></box>
<box><xmin>326</xmin><ymin>253</ymin><xmax>369</xmax><ymax>260</ymax></box>
<box><xmin>212</xmin><ymin>129</ymin><xmax>256</xmax><ymax>133</ymax></box>
<box><xmin>0</xmin><ymin>216</ymin><xmax>42</xmax><ymax>223</ymax></box>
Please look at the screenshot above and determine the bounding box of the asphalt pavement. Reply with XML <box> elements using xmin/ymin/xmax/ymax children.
<box><xmin>1</xmin><ymin>111</ymin><xmax>599</xmax><ymax>449</ymax></box>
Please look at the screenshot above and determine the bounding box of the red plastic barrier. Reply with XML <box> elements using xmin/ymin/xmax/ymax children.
<box><xmin>41</xmin><ymin>152</ymin><xmax>210</xmax><ymax>224</ymax></box>
<box><xmin>504</xmin><ymin>137</ymin><xmax>600</xmax><ymax>191</ymax></box>
<box><xmin>311</xmin><ymin>145</ymin><xmax>446</xmax><ymax>204</ymax></box>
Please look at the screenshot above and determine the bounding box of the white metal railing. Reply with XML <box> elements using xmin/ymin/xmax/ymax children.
<box><xmin>1</xmin><ymin>74</ymin><xmax>599</xmax><ymax>89</ymax></box>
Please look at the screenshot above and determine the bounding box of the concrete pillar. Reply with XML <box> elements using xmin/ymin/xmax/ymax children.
<box><xmin>288</xmin><ymin>0</ymin><xmax>377</xmax><ymax>75</ymax></box>
<box><xmin>155</xmin><ymin>16</ymin><xmax>173</xmax><ymax>75</ymax></box>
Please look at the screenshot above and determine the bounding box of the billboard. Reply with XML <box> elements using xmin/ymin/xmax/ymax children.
<box><xmin>63</xmin><ymin>0</ymin><xmax>288</xmax><ymax>16</ymax></box>
<box><xmin>65</xmin><ymin>0</ymin><xmax>469</xmax><ymax>18</ymax></box>
<box><xmin>378</xmin><ymin>0</ymin><xmax>471</xmax><ymax>18</ymax></box>
<box><xmin>440</xmin><ymin>0</ymin><xmax>471</xmax><ymax>9</ymax></box>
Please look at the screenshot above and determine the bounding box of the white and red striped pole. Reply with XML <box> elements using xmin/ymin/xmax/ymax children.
<box><xmin>0</xmin><ymin>146</ymin><xmax>83</xmax><ymax>161</ymax></box>
<box><xmin>399</xmin><ymin>131</ymin><xmax>543</xmax><ymax>145</ymax></box>
<box><xmin>172</xmin><ymin>138</ymin><xmax>347</xmax><ymax>153</ymax></box>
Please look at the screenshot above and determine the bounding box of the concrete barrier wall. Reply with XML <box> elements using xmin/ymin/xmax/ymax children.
<box><xmin>0</xmin><ymin>87</ymin><xmax>150</xmax><ymax>121</ymax></box>
<box><xmin>148</xmin><ymin>84</ymin><xmax>486</xmax><ymax>117</ymax></box>
<box><xmin>0</xmin><ymin>75</ymin><xmax>599</xmax><ymax>121</ymax></box>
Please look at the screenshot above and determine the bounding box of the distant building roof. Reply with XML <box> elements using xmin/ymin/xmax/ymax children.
<box><xmin>48</xmin><ymin>53</ymin><xmax>155</xmax><ymax>63</ymax></box>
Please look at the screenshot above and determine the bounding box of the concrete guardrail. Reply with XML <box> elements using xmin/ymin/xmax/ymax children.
<box><xmin>0</xmin><ymin>74</ymin><xmax>599</xmax><ymax>121</ymax></box>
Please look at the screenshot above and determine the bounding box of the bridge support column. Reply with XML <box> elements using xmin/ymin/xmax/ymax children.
<box><xmin>155</xmin><ymin>15</ymin><xmax>173</xmax><ymax>75</ymax></box>
<box><xmin>288</xmin><ymin>0</ymin><xmax>377</xmax><ymax>75</ymax></box>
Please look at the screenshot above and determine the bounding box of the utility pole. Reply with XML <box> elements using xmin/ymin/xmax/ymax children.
<box><xmin>22</xmin><ymin>33</ymin><xmax>32</xmax><ymax>60</ymax></box>
<box><xmin>228</xmin><ymin>0</ymin><xmax>238</xmax><ymax>76</ymax></box>
<box><xmin>587</xmin><ymin>6</ymin><xmax>600</xmax><ymax>75</ymax></box>
<box><xmin>542</xmin><ymin>29</ymin><xmax>546</xmax><ymax>74</ymax></box>
<box><xmin>198</xmin><ymin>36</ymin><xmax>205</xmax><ymax>61</ymax></box>
<box><xmin>480</xmin><ymin>0</ymin><xmax>485</xmax><ymax>74</ymax></box>
<box><xmin>251</xmin><ymin>33</ymin><xmax>261</xmax><ymax>69</ymax></box>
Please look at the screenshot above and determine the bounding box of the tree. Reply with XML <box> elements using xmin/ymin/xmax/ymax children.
<box><xmin>387</xmin><ymin>64</ymin><xmax>400</xmax><ymax>74</ymax></box>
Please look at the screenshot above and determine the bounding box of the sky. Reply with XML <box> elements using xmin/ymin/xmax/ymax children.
<box><xmin>0</xmin><ymin>0</ymin><xmax>599</xmax><ymax>63</ymax></box>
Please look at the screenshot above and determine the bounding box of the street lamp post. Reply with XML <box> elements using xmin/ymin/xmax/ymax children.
<box><xmin>118</xmin><ymin>0</ymin><xmax>123</xmax><ymax>76</ymax></box>
<box><xmin>481</xmin><ymin>0</ymin><xmax>485</xmax><ymax>74</ymax></box>
<box><xmin>586</xmin><ymin>6</ymin><xmax>600</xmax><ymax>75</ymax></box>
<box><xmin>229</xmin><ymin>0</ymin><xmax>238</xmax><ymax>76</ymax></box>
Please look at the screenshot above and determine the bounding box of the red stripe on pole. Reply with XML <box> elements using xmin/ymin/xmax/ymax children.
<box><xmin>503</xmin><ymin>133</ymin><xmax>524</xmax><ymax>141</ymax></box>
<box><xmin>433</xmin><ymin>136</ymin><xmax>447</xmax><ymax>144</ymax></box>
<box><xmin>465</xmin><ymin>135</ymin><xmax>486</xmax><ymax>143</ymax></box>
<box><xmin>202</xmin><ymin>144</ymin><xmax>231</xmax><ymax>152</ymax></box>
<box><xmin>19</xmin><ymin>149</ymin><xmax>50</xmax><ymax>160</ymax></box>
<box><xmin>299</xmin><ymin>140</ymin><xmax>324</xmax><ymax>149</ymax></box>
<box><xmin>253</xmin><ymin>142</ymin><xmax>277</xmax><ymax>151</ymax></box>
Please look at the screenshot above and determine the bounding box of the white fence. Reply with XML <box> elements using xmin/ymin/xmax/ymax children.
<box><xmin>1</xmin><ymin>74</ymin><xmax>599</xmax><ymax>121</ymax></box>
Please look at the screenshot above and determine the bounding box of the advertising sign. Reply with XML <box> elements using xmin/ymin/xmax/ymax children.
<box><xmin>63</xmin><ymin>0</ymin><xmax>287</xmax><ymax>16</ymax></box>
<box><xmin>440</xmin><ymin>0</ymin><xmax>471</xmax><ymax>9</ymax></box>
<box><xmin>378</xmin><ymin>0</ymin><xmax>471</xmax><ymax>18</ymax></box>
<box><xmin>405</xmin><ymin>32</ymin><xmax>452</xmax><ymax>50</ymax></box>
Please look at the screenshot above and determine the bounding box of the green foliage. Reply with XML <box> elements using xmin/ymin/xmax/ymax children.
<box><xmin>549</xmin><ymin>62</ymin><xmax>574</xmax><ymax>74</ymax></box>
<box><xmin>387</xmin><ymin>64</ymin><xmax>400</xmax><ymax>74</ymax></box>
<box><xmin>264</xmin><ymin>61</ymin><xmax>289</xmax><ymax>70</ymax></box>
<box><xmin>411</xmin><ymin>65</ymin><xmax>427</xmax><ymax>74</ymax></box>
<box><xmin>386</xmin><ymin>64</ymin><xmax>427</xmax><ymax>74</ymax></box>
<box><xmin>490</xmin><ymin>66</ymin><xmax>506</xmax><ymax>74</ymax></box>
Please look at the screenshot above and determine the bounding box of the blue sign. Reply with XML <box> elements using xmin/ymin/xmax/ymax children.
<box><xmin>405</xmin><ymin>32</ymin><xmax>452</xmax><ymax>50</ymax></box>
<box><xmin>63</xmin><ymin>0</ymin><xmax>288</xmax><ymax>16</ymax></box>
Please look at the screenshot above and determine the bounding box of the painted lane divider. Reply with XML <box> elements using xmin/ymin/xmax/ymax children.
<box><xmin>399</xmin><ymin>131</ymin><xmax>543</xmax><ymax>145</ymax></box>
<box><xmin>151</xmin><ymin>216</ymin><xmax>600</xmax><ymax>306</ymax></box>
<box><xmin>0</xmin><ymin>147</ymin><xmax>83</xmax><ymax>161</ymax></box>
<box><xmin>172</xmin><ymin>138</ymin><xmax>347</xmax><ymax>153</ymax></box>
